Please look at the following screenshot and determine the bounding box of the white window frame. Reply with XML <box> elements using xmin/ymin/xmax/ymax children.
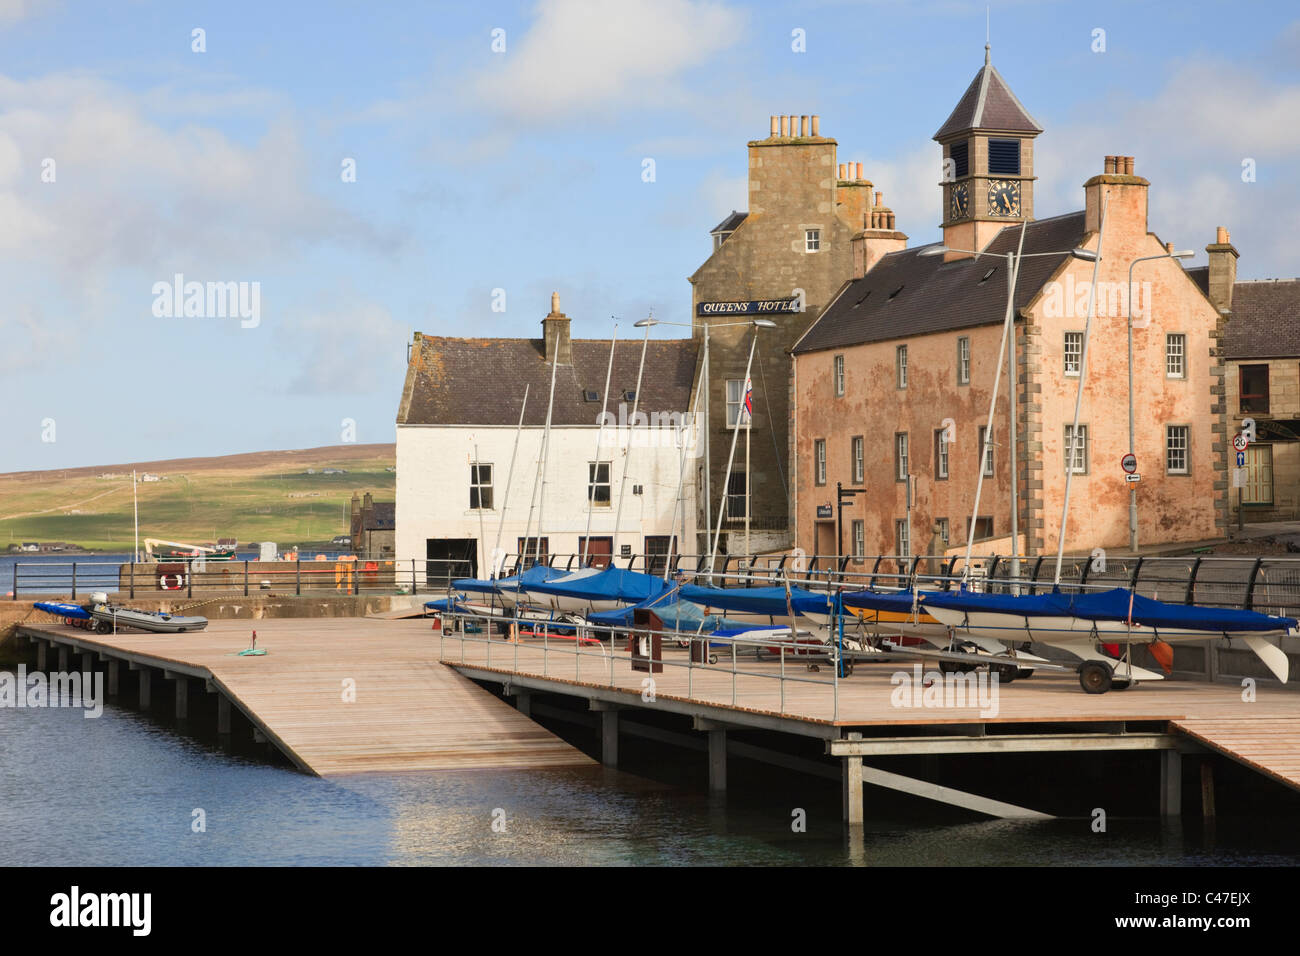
<box><xmin>957</xmin><ymin>336</ymin><xmax>971</xmax><ymax>385</ymax></box>
<box><xmin>978</xmin><ymin>426</ymin><xmax>993</xmax><ymax>477</ymax></box>
<box><xmin>895</xmin><ymin>519</ymin><xmax>910</xmax><ymax>558</ymax></box>
<box><xmin>470</xmin><ymin>462</ymin><xmax>494</xmax><ymax>510</ymax></box>
<box><xmin>805</xmin><ymin>228</ymin><xmax>821</xmax><ymax>253</ymax></box>
<box><xmin>936</xmin><ymin>517</ymin><xmax>949</xmax><ymax>546</ymax></box>
<box><xmin>726</xmin><ymin>468</ymin><xmax>747</xmax><ymax>518</ymax></box>
<box><xmin>895</xmin><ymin>433</ymin><xmax>909</xmax><ymax>481</ymax></box>
<box><xmin>1064</xmin><ymin>331</ymin><xmax>1083</xmax><ymax>377</ymax></box>
<box><xmin>588</xmin><ymin>461</ymin><xmax>612</xmax><ymax>506</ymax></box>
<box><xmin>815</xmin><ymin>439</ymin><xmax>827</xmax><ymax>485</ymax></box>
<box><xmin>935</xmin><ymin>429</ymin><xmax>949</xmax><ymax>479</ymax></box>
<box><xmin>834</xmin><ymin>354</ymin><xmax>845</xmax><ymax>396</ymax></box>
<box><xmin>1064</xmin><ymin>424</ymin><xmax>1089</xmax><ymax>474</ymax></box>
<box><xmin>1166</xmin><ymin>333</ymin><xmax>1186</xmax><ymax>379</ymax></box>
<box><xmin>1165</xmin><ymin>425</ymin><xmax>1189</xmax><ymax>475</ymax></box>
<box><xmin>852</xmin><ymin>520</ymin><xmax>865</xmax><ymax>560</ymax></box>
<box><xmin>726</xmin><ymin>379</ymin><xmax>750</xmax><ymax>429</ymax></box>
<box><xmin>852</xmin><ymin>436</ymin><xmax>864</xmax><ymax>484</ymax></box>
<box><xmin>896</xmin><ymin>345</ymin><xmax>908</xmax><ymax>388</ymax></box>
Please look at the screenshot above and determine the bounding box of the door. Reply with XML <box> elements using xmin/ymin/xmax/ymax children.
<box><xmin>579</xmin><ymin>536</ymin><xmax>613</xmax><ymax>568</ymax></box>
<box><xmin>1245</xmin><ymin>444</ymin><xmax>1274</xmax><ymax>505</ymax></box>
<box><xmin>426</xmin><ymin>538</ymin><xmax>477</xmax><ymax>587</ymax></box>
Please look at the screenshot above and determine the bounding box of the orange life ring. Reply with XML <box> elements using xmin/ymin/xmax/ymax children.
<box><xmin>159</xmin><ymin>573</ymin><xmax>185</xmax><ymax>590</ymax></box>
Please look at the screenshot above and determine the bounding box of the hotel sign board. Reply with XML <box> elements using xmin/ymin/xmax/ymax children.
<box><xmin>697</xmin><ymin>298</ymin><xmax>800</xmax><ymax>316</ymax></box>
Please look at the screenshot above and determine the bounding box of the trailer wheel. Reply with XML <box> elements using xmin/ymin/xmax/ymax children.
<box><xmin>1016</xmin><ymin>668</ymin><xmax>1034</xmax><ymax>680</ymax></box>
<box><xmin>1112</xmin><ymin>678</ymin><xmax>1133</xmax><ymax>691</ymax></box>
<box><xmin>1078</xmin><ymin>660</ymin><xmax>1113</xmax><ymax>694</ymax></box>
<box><xmin>993</xmin><ymin>663</ymin><xmax>1018</xmax><ymax>683</ymax></box>
<box><xmin>94</xmin><ymin>620</ymin><xmax>112</xmax><ymax>635</ymax></box>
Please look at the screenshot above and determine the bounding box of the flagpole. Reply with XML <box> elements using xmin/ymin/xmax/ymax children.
<box><xmin>133</xmin><ymin>470</ymin><xmax>139</xmax><ymax>563</ymax></box>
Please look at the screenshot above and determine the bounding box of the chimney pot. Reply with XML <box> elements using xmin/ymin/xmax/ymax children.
<box><xmin>838</xmin><ymin>163</ymin><xmax>845</xmax><ymax>179</ymax></box>
<box><xmin>810</xmin><ymin>114</ymin><xmax>819</xmax><ymax>135</ymax></box>
<box><xmin>769</xmin><ymin>115</ymin><xmax>779</xmax><ymax>137</ymax></box>
<box><xmin>779</xmin><ymin>115</ymin><xmax>789</xmax><ymax>136</ymax></box>
<box><xmin>1166</xmin><ymin>242</ymin><xmax>1174</xmax><ymax>254</ymax></box>
<box><xmin>855</xmin><ymin>162</ymin><xmax>863</xmax><ymax>180</ymax></box>
<box><xmin>874</xmin><ymin>190</ymin><xmax>882</xmax><ymax>206</ymax></box>
<box><xmin>788</xmin><ymin>115</ymin><xmax>797</xmax><ymax>135</ymax></box>
<box><xmin>551</xmin><ymin>291</ymin><xmax>560</xmax><ymax>313</ymax></box>
<box><xmin>1216</xmin><ymin>226</ymin><xmax>1229</xmax><ymax>244</ymax></box>
<box><xmin>1125</xmin><ymin>156</ymin><xmax>1135</xmax><ymax>175</ymax></box>
<box><xmin>800</xmin><ymin>115</ymin><xmax>809</xmax><ymax>136</ymax></box>
<box><xmin>1104</xmin><ymin>155</ymin><xmax>1115</xmax><ymax>174</ymax></box>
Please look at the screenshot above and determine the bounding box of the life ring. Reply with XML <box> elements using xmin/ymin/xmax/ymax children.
<box><xmin>159</xmin><ymin>573</ymin><xmax>186</xmax><ymax>590</ymax></box>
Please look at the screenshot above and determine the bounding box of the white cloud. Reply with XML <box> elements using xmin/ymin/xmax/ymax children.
<box><xmin>0</xmin><ymin>0</ymin><xmax>55</xmax><ymax>24</ymax></box>
<box><xmin>474</xmin><ymin>0</ymin><xmax>747</xmax><ymax>121</ymax></box>
<box><xmin>277</xmin><ymin>299</ymin><xmax>411</xmax><ymax>396</ymax></box>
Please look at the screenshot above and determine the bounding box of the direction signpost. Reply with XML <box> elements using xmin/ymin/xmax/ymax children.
<box><xmin>1234</xmin><ymin>431</ymin><xmax>1251</xmax><ymax>531</ymax></box>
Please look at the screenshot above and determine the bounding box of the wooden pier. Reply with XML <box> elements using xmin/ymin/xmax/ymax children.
<box><xmin>15</xmin><ymin>618</ymin><xmax>592</xmax><ymax>775</ymax></box>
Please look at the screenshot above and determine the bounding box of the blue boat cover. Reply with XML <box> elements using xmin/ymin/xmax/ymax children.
<box><xmin>908</xmin><ymin>587</ymin><xmax>1296</xmax><ymax>633</ymax></box>
<box><xmin>585</xmin><ymin>596</ymin><xmax>753</xmax><ymax>633</ymax></box>
<box><xmin>840</xmin><ymin>590</ymin><xmax>929</xmax><ymax>614</ymax></box>
<box><xmin>526</xmin><ymin>567</ymin><xmax>673</xmax><ymax>604</ymax></box>
<box><xmin>424</xmin><ymin>598</ymin><xmax>473</xmax><ymax>614</ymax></box>
<box><xmin>678</xmin><ymin>584</ymin><xmax>832</xmax><ymax>617</ymax></box>
<box><xmin>34</xmin><ymin>601</ymin><xmax>90</xmax><ymax>620</ymax></box>
<box><xmin>452</xmin><ymin>564</ymin><xmax>564</xmax><ymax>596</ymax></box>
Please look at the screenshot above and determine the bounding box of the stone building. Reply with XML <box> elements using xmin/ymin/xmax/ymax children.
<box><xmin>350</xmin><ymin>491</ymin><xmax>395</xmax><ymax>558</ymax></box>
<box><xmin>790</xmin><ymin>51</ymin><xmax>1227</xmax><ymax>561</ymax></box>
<box><xmin>1190</xmin><ymin>237</ymin><xmax>1300</xmax><ymax>520</ymax></box>
<box><xmin>394</xmin><ymin>294</ymin><xmax>700</xmax><ymax>583</ymax></box>
<box><xmin>688</xmin><ymin>114</ymin><xmax>898</xmax><ymax>555</ymax></box>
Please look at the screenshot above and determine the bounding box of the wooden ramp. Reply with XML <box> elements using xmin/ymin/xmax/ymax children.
<box><xmin>19</xmin><ymin>618</ymin><xmax>592</xmax><ymax>776</ymax></box>
<box><xmin>1171</xmin><ymin>717</ymin><xmax>1300</xmax><ymax>793</ymax></box>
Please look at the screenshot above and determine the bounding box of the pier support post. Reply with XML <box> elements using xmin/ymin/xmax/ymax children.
<box><xmin>216</xmin><ymin>694</ymin><xmax>231</xmax><ymax>735</ymax></box>
<box><xmin>138</xmin><ymin>669</ymin><xmax>151</xmax><ymax>710</ymax></box>
<box><xmin>37</xmin><ymin>641</ymin><xmax>47</xmax><ymax>672</ymax></box>
<box><xmin>170</xmin><ymin>675</ymin><xmax>188</xmax><ymax>719</ymax></box>
<box><xmin>57</xmin><ymin>645</ymin><xmax>69</xmax><ymax>672</ymax></box>
<box><xmin>601</xmin><ymin>710</ymin><xmax>619</xmax><ymax>768</ymax></box>
<box><xmin>1160</xmin><ymin>749</ymin><xmax>1182</xmax><ymax>817</ymax></box>
<box><xmin>842</xmin><ymin>732</ymin><xmax>864</xmax><ymax>825</ymax></box>
<box><xmin>107</xmin><ymin>660</ymin><xmax>119</xmax><ymax>696</ymax></box>
<box><xmin>708</xmin><ymin>729</ymin><xmax>726</xmax><ymax>792</ymax></box>
<box><xmin>1200</xmin><ymin>759</ymin><xmax>1216</xmax><ymax>819</ymax></box>
<box><xmin>514</xmin><ymin>691</ymin><xmax>532</xmax><ymax>718</ymax></box>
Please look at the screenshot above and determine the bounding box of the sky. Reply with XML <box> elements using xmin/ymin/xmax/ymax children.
<box><xmin>2</xmin><ymin>0</ymin><xmax>1298</xmax><ymax>471</ymax></box>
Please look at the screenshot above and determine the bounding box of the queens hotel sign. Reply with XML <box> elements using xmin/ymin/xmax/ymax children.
<box><xmin>697</xmin><ymin>297</ymin><xmax>801</xmax><ymax>316</ymax></box>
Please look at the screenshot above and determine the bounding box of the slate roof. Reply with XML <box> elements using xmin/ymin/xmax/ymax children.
<box><xmin>933</xmin><ymin>49</ymin><xmax>1042</xmax><ymax>140</ymax></box>
<box><xmin>792</xmin><ymin>212</ymin><xmax>1086</xmax><ymax>354</ymax></box>
<box><xmin>710</xmin><ymin>210</ymin><xmax>747</xmax><ymax>234</ymax></box>
<box><xmin>398</xmin><ymin>334</ymin><xmax>700</xmax><ymax>426</ymax></box>
<box><xmin>364</xmin><ymin>502</ymin><xmax>396</xmax><ymax>531</ymax></box>
<box><xmin>1222</xmin><ymin>280</ymin><xmax>1300</xmax><ymax>359</ymax></box>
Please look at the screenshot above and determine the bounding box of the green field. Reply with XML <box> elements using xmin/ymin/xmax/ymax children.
<box><xmin>0</xmin><ymin>444</ymin><xmax>395</xmax><ymax>552</ymax></box>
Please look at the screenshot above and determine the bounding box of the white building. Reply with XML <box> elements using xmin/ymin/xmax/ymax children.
<box><xmin>395</xmin><ymin>294</ymin><xmax>702</xmax><ymax>586</ymax></box>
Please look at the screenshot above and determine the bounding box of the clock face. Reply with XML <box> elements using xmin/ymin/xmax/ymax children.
<box><xmin>949</xmin><ymin>183</ymin><xmax>970</xmax><ymax>220</ymax></box>
<box><xmin>987</xmin><ymin>179</ymin><xmax>1022</xmax><ymax>218</ymax></box>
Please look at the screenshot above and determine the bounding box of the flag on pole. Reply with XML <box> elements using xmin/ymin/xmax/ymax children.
<box><xmin>742</xmin><ymin>378</ymin><xmax>753</xmax><ymax>423</ymax></box>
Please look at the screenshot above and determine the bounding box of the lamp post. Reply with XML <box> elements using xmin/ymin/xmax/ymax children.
<box><xmin>920</xmin><ymin>238</ymin><xmax>1096</xmax><ymax>586</ymax></box>
<box><xmin>1126</xmin><ymin>249</ymin><xmax>1194</xmax><ymax>553</ymax></box>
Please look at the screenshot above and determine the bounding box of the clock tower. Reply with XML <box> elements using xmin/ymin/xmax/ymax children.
<box><xmin>934</xmin><ymin>45</ymin><xmax>1041</xmax><ymax>259</ymax></box>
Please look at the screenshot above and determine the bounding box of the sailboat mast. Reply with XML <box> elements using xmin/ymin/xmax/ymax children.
<box><xmin>1054</xmin><ymin>193</ymin><xmax>1110</xmax><ymax>585</ymax></box>
<box><xmin>533</xmin><ymin>347</ymin><xmax>561</xmax><ymax>568</ymax></box>
<box><xmin>582</xmin><ymin>327</ymin><xmax>618</xmax><ymax>565</ymax></box>
<box><xmin>612</xmin><ymin>322</ymin><xmax>651</xmax><ymax>564</ymax></box>
<box><xmin>491</xmin><ymin>385</ymin><xmax>529</xmax><ymax>578</ymax></box>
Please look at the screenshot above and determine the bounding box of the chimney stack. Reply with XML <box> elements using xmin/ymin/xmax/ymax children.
<box><xmin>1085</xmin><ymin>154</ymin><xmax>1148</xmax><ymax>235</ymax></box>
<box><xmin>541</xmin><ymin>291</ymin><xmax>573</xmax><ymax>365</ymax></box>
<box><xmin>1205</xmin><ymin>225</ymin><xmax>1239</xmax><ymax>313</ymax></box>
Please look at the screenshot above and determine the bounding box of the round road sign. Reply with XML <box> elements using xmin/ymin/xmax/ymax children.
<box><xmin>1233</xmin><ymin>433</ymin><xmax>1250</xmax><ymax>452</ymax></box>
<box><xmin>1121</xmin><ymin>453</ymin><xmax>1137</xmax><ymax>474</ymax></box>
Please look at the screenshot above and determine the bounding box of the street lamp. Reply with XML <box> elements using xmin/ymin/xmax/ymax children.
<box><xmin>1126</xmin><ymin>249</ymin><xmax>1194</xmax><ymax>553</ymax></box>
<box><xmin>918</xmin><ymin>239</ymin><xmax>1097</xmax><ymax>586</ymax></box>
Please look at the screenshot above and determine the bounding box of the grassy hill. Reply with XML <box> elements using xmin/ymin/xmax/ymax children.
<box><xmin>0</xmin><ymin>444</ymin><xmax>395</xmax><ymax>552</ymax></box>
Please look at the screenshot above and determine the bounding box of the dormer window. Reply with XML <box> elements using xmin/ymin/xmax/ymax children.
<box><xmin>584</xmin><ymin>390</ymin><xmax>600</xmax><ymax>402</ymax></box>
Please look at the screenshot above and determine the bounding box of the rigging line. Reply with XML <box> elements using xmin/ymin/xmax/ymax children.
<box><xmin>754</xmin><ymin>339</ymin><xmax>788</xmax><ymax>499</ymax></box>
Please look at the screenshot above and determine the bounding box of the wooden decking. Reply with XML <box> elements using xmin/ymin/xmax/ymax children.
<box><xmin>18</xmin><ymin>619</ymin><xmax>593</xmax><ymax>776</ymax></box>
<box><xmin>438</xmin><ymin>631</ymin><xmax>1300</xmax><ymax>789</ymax></box>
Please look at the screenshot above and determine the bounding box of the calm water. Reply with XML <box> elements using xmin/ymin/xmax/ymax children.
<box><xmin>3</xmin><ymin>680</ymin><xmax>1299</xmax><ymax>866</ymax></box>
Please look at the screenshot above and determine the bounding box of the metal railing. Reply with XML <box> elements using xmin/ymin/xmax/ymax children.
<box><xmin>433</xmin><ymin>604</ymin><xmax>853</xmax><ymax>720</ymax></box>
<box><xmin>10</xmin><ymin>551</ymin><xmax>1300</xmax><ymax>619</ymax></box>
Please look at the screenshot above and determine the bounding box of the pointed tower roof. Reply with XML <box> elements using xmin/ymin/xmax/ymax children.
<box><xmin>933</xmin><ymin>45</ymin><xmax>1042</xmax><ymax>140</ymax></box>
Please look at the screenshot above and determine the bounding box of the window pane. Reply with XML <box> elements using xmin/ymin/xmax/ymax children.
<box><xmin>1166</xmin><ymin>334</ymin><xmax>1185</xmax><ymax>377</ymax></box>
<box><xmin>1240</xmin><ymin>365</ymin><xmax>1269</xmax><ymax>414</ymax></box>
<box><xmin>726</xmin><ymin>470</ymin><xmax>747</xmax><ymax>518</ymax></box>
<box><xmin>1166</xmin><ymin>426</ymin><xmax>1188</xmax><ymax>473</ymax></box>
<box><xmin>1064</xmin><ymin>332</ymin><xmax>1082</xmax><ymax>376</ymax></box>
<box><xmin>1064</xmin><ymin>425</ymin><xmax>1088</xmax><ymax>473</ymax></box>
